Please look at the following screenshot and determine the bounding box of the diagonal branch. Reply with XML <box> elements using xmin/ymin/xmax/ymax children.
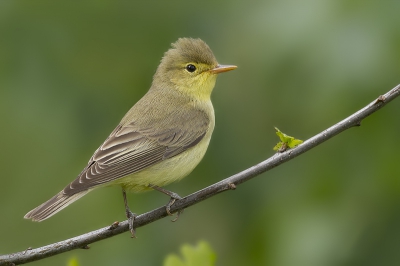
<box><xmin>1</xmin><ymin>85</ymin><xmax>399</xmax><ymax>266</ymax></box>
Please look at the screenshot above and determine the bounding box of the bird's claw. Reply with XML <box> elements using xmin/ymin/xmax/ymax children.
<box><xmin>166</xmin><ymin>197</ymin><xmax>183</xmax><ymax>221</ymax></box>
<box><xmin>126</xmin><ymin>210</ymin><xmax>137</xmax><ymax>238</ymax></box>
<box><xmin>148</xmin><ymin>184</ymin><xmax>183</xmax><ymax>222</ymax></box>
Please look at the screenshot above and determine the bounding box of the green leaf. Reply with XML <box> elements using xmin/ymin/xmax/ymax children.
<box><xmin>164</xmin><ymin>241</ymin><xmax>217</xmax><ymax>266</ymax></box>
<box><xmin>273</xmin><ymin>127</ymin><xmax>303</xmax><ymax>152</ymax></box>
<box><xmin>67</xmin><ymin>256</ymin><xmax>79</xmax><ymax>266</ymax></box>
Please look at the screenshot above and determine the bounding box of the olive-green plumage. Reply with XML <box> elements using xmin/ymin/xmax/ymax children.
<box><xmin>24</xmin><ymin>38</ymin><xmax>236</xmax><ymax>222</ymax></box>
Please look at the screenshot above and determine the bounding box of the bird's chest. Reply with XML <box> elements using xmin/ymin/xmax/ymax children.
<box><xmin>117</xmin><ymin>123</ymin><xmax>214</xmax><ymax>192</ymax></box>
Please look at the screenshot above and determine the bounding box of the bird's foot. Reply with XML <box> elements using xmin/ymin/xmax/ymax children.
<box><xmin>148</xmin><ymin>184</ymin><xmax>184</xmax><ymax>221</ymax></box>
<box><xmin>166</xmin><ymin>197</ymin><xmax>184</xmax><ymax>222</ymax></box>
<box><xmin>122</xmin><ymin>189</ymin><xmax>137</xmax><ymax>238</ymax></box>
<box><xmin>126</xmin><ymin>209</ymin><xmax>137</xmax><ymax>238</ymax></box>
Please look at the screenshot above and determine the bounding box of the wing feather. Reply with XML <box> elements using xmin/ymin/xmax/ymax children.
<box><xmin>62</xmin><ymin>106</ymin><xmax>210</xmax><ymax>195</ymax></box>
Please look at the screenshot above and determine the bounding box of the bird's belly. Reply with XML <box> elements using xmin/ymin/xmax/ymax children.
<box><xmin>111</xmin><ymin>136</ymin><xmax>211</xmax><ymax>192</ymax></box>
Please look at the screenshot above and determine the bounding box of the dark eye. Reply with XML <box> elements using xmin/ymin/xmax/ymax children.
<box><xmin>185</xmin><ymin>64</ymin><xmax>196</xmax><ymax>73</ymax></box>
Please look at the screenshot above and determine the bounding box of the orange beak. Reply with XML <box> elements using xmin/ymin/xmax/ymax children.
<box><xmin>209</xmin><ymin>64</ymin><xmax>237</xmax><ymax>74</ymax></box>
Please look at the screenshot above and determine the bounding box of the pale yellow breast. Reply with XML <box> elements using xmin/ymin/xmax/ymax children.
<box><xmin>112</xmin><ymin>101</ymin><xmax>215</xmax><ymax>192</ymax></box>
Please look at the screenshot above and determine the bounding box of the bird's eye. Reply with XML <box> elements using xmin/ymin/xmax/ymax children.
<box><xmin>185</xmin><ymin>64</ymin><xmax>196</xmax><ymax>73</ymax></box>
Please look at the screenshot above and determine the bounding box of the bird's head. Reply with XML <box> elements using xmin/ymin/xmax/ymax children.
<box><xmin>152</xmin><ymin>38</ymin><xmax>237</xmax><ymax>101</ymax></box>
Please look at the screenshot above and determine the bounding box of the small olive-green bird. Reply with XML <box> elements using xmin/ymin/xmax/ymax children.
<box><xmin>24</xmin><ymin>38</ymin><xmax>236</xmax><ymax>236</ymax></box>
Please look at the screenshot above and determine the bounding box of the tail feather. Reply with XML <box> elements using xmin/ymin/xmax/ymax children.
<box><xmin>24</xmin><ymin>190</ymin><xmax>89</xmax><ymax>222</ymax></box>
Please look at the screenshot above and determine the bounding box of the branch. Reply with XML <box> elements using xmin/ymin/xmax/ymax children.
<box><xmin>1</xmin><ymin>85</ymin><xmax>399</xmax><ymax>266</ymax></box>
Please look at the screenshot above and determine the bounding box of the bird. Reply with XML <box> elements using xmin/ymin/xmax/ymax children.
<box><xmin>24</xmin><ymin>38</ymin><xmax>237</xmax><ymax>237</ymax></box>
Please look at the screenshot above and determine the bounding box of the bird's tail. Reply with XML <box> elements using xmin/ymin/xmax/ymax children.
<box><xmin>24</xmin><ymin>190</ymin><xmax>88</xmax><ymax>222</ymax></box>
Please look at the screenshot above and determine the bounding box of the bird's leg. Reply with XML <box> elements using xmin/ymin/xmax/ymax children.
<box><xmin>122</xmin><ymin>189</ymin><xmax>137</xmax><ymax>238</ymax></box>
<box><xmin>148</xmin><ymin>184</ymin><xmax>183</xmax><ymax>221</ymax></box>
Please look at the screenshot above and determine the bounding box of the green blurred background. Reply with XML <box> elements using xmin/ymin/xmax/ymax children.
<box><xmin>1</xmin><ymin>1</ymin><xmax>400</xmax><ymax>265</ymax></box>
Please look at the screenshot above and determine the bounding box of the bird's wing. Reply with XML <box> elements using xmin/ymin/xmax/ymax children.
<box><xmin>62</xmin><ymin>108</ymin><xmax>210</xmax><ymax>195</ymax></box>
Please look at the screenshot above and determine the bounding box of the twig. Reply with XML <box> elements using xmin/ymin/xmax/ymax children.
<box><xmin>1</xmin><ymin>84</ymin><xmax>399</xmax><ymax>266</ymax></box>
